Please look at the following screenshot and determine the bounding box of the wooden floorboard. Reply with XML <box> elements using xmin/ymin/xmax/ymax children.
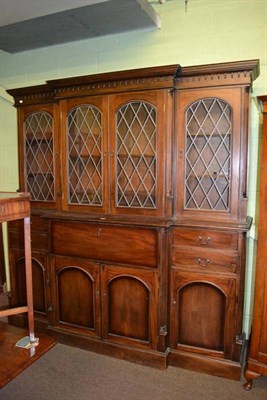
<box><xmin>0</xmin><ymin>321</ymin><xmax>56</xmax><ymax>389</ymax></box>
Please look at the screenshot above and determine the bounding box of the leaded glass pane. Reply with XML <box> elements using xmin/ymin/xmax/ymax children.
<box><xmin>116</xmin><ymin>102</ymin><xmax>157</xmax><ymax>209</ymax></box>
<box><xmin>185</xmin><ymin>98</ymin><xmax>232</xmax><ymax>211</ymax></box>
<box><xmin>24</xmin><ymin>112</ymin><xmax>55</xmax><ymax>202</ymax></box>
<box><xmin>67</xmin><ymin>105</ymin><xmax>103</xmax><ymax>206</ymax></box>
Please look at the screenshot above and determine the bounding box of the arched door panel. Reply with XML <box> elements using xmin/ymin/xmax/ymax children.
<box><xmin>170</xmin><ymin>270</ymin><xmax>236</xmax><ymax>359</ymax></box>
<box><xmin>102</xmin><ymin>265</ymin><xmax>158</xmax><ymax>349</ymax></box>
<box><xmin>51</xmin><ymin>256</ymin><xmax>100</xmax><ymax>336</ymax></box>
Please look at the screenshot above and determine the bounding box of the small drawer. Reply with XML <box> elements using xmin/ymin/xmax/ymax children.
<box><xmin>8</xmin><ymin>215</ymin><xmax>48</xmax><ymax>233</ymax></box>
<box><xmin>52</xmin><ymin>221</ymin><xmax>158</xmax><ymax>268</ymax></box>
<box><xmin>172</xmin><ymin>227</ymin><xmax>238</xmax><ymax>251</ymax></box>
<box><xmin>31</xmin><ymin>215</ymin><xmax>49</xmax><ymax>232</ymax></box>
<box><xmin>8</xmin><ymin>219</ymin><xmax>22</xmax><ymax>230</ymax></box>
<box><xmin>172</xmin><ymin>247</ymin><xmax>238</xmax><ymax>274</ymax></box>
<box><xmin>8</xmin><ymin>229</ymin><xmax>49</xmax><ymax>252</ymax></box>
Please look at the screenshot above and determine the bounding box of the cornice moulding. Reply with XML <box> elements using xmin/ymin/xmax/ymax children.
<box><xmin>6</xmin><ymin>60</ymin><xmax>260</xmax><ymax>105</ymax></box>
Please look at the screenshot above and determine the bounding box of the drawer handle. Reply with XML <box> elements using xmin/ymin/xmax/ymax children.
<box><xmin>0</xmin><ymin>205</ymin><xmax>5</xmax><ymax>214</ymax></box>
<box><xmin>97</xmin><ymin>228</ymin><xmax>101</xmax><ymax>238</ymax></box>
<box><xmin>198</xmin><ymin>258</ymin><xmax>210</xmax><ymax>267</ymax></box>
<box><xmin>197</xmin><ymin>235</ymin><xmax>211</xmax><ymax>245</ymax></box>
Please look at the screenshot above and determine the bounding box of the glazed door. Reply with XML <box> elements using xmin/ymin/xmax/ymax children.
<box><xmin>61</xmin><ymin>96</ymin><xmax>109</xmax><ymax>214</ymax></box>
<box><xmin>109</xmin><ymin>90</ymin><xmax>173</xmax><ymax>217</ymax></box>
<box><xmin>18</xmin><ymin>104</ymin><xmax>60</xmax><ymax>210</ymax></box>
<box><xmin>170</xmin><ymin>270</ymin><xmax>236</xmax><ymax>359</ymax></box>
<box><xmin>101</xmin><ymin>264</ymin><xmax>159</xmax><ymax>350</ymax></box>
<box><xmin>51</xmin><ymin>256</ymin><xmax>101</xmax><ymax>337</ymax></box>
<box><xmin>175</xmin><ymin>88</ymin><xmax>242</xmax><ymax>222</ymax></box>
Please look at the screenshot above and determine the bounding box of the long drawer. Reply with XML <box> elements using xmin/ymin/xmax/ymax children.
<box><xmin>51</xmin><ymin>220</ymin><xmax>158</xmax><ymax>268</ymax></box>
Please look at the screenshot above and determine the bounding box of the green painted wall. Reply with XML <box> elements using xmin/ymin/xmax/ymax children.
<box><xmin>0</xmin><ymin>0</ymin><xmax>266</xmax><ymax>335</ymax></box>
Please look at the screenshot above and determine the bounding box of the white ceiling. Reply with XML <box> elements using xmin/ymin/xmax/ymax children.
<box><xmin>0</xmin><ymin>0</ymin><xmax>160</xmax><ymax>53</ymax></box>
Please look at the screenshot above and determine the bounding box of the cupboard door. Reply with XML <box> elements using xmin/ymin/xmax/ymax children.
<box><xmin>101</xmin><ymin>265</ymin><xmax>159</xmax><ymax>349</ymax></box>
<box><xmin>9</xmin><ymin>249</ymin><xmax>49</xmax><ymax>321</ymax></box>
<box><xmin>18</xmin><ymin>104</ymin><xmax>60</xmax><ymax>210</ymax></box>
<box><xmin>175</xmin><ymin>88</ymin><xmax>242</xmax><ymax>222</ymax></box>
<box><xmin>109</xmin><ymin>90</ymin><xmax>172</xmax><ymax>217</ymax></box>
<box><xmin>61</xmin><ymin>96</ymin><xmax>109</xmax><ymax>214</ymax></box>
<box><xmin>51</xmin><ymin>256</ymin><xmax>101</xmax><ymax>337</ymax></box>
<box><xmin>170</xmin><ymin>270</ymin><xmax>236</xmax><ymax>359</ymax></box>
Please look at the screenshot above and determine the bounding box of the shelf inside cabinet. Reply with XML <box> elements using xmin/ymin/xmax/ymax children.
<box><xmin>186</xmin><ymin>173</ymin><xmax>230</xmax><ymax>179</ymax></box>
<box><xmin>117</xmin><ymin>190</ymin><xmax>156</xmax><ymax>208</ymax></box>
<box><xmin>117</xmin><ymin>153</ymin><xmax>155</xmax><ymax>158</ymax></box>
<box><xmin>69</xmin><ymin>188</ymin><xmax>102</xmax><ymax>205</ymax></box>
<box><xmin>69</xmin><ymin>154</ymin><xmax>101</xmax><ymax>161</ymax></box>
<box><xmin>28</xmin><ymin>172</ymin><xmax>54</xmax><ymax>177</ymax></box>
<box><xmin>26</xmin><ymin>132</ymin><xmax>53</xmax><ymax>142</ymax></box>
<box><xmin>187</xmin><ymin>132</ymin><xmax>231</xmax><ymax>138</ymax></box>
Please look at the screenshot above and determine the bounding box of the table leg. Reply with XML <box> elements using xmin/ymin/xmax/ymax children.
<box><xmin>24</xmin><ymin>217</ymin><xmax>36</xmax><ymax>344</ymax></box>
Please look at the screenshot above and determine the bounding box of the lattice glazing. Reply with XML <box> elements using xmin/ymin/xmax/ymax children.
<box><xmin>116</xmin><ymin>102</ymin><xmax>157</xmax><ymax>208</ymax></box>
<box><xmin>185</xmin><ymin>98</ymin><xmax>232</xmax><ymax>211</ymax></box>
<box><xmin>24</xmin><ymin>112</ymin><xmax>55</xmax><ymax>202</ymax></box>
<box><xmin>67</xmin><ymin>105</ymin><xmax>103</xmax><ymax>205</ymax></box>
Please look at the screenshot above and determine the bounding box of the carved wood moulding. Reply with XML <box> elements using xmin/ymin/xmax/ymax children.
<box><xmin>6</xmin><ymin>60</ymin><xmax>259</xmax><ymax>105</ymax></box>
<box><xmin>176</xmin><ymin>59</ymin><xmax>259</xmax><ymax>89</ymax></box>
<box><xmin>7</xmin><ymin>85</ymin><xmax>54</xmax><ymax>106</ymax></box>
<box><xmin>7</xmin><ymin>65</ymin><xmax>180</xmax><ymax>105</ymax></box>
<box><xmin>52</xmin><ymin>75</ymin><xmax>177</xmax><ymax>99</ymax></box>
